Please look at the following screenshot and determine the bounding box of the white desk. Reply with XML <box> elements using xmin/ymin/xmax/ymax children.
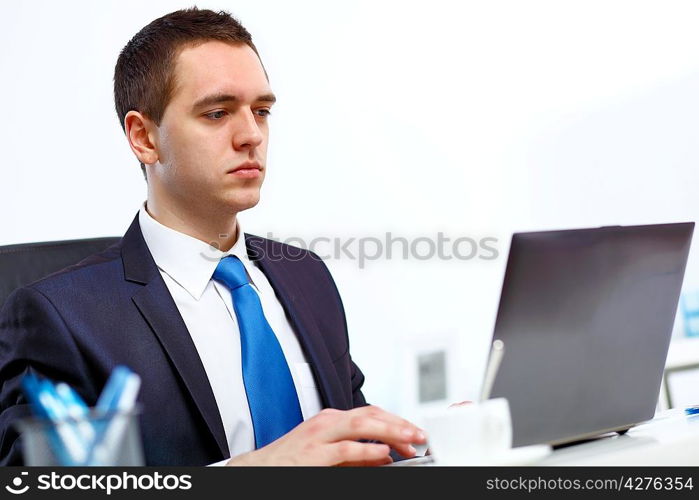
<box><xmin>394</xmin><ymin>410</ymin><xmax>699</xmax><ymax>466</ymax></box>
<box><xmin>537</xmin><ymin>409</ymin><xmax>699</xmax><ymax>466</ymax></box>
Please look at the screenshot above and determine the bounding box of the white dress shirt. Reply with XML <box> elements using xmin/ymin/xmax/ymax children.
<box><xmin>138</xmin><ymin>203</ymin><xmax>323</xmax><ymax>463</ymax></box>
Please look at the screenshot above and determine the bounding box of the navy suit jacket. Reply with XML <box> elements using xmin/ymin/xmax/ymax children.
<box><xmin>0</xmin><ymin>213</ymin><xmax>367</xmax><ymax>465</ymax></box>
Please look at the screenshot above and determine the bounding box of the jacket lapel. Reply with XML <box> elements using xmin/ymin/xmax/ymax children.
<box><xmin>121</xmin><ymin>214</ymin><xmax>229</xmax><ymax>459</ymax></box>
<box><xmin>245</xmin><ymin>234</ymin><xmax>348</xmax><ymax>410</ymax></box>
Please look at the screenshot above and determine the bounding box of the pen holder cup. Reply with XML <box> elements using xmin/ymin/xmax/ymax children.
<box><xmin>15</xmin><ymin>408</ymin><xmax>144</xmax><ymax>466</ymax></box>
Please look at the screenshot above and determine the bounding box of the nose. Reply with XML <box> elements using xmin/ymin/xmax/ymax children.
<box><xmin>233</xmin><ymin>107</ymin><xmax>264</xmax><ymax>151</ymax></box>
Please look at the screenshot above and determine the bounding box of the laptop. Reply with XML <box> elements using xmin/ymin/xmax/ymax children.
<box><xmin>489</xmin><ymin>222</ymin><xmax>694</xmax><ymax>447</ymax></box>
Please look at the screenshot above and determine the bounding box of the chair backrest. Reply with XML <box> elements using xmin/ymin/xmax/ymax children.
<box><xmin>0</xmin><ymin>237</ymin><xmax>120</xmax><ymax>310</ymax></box>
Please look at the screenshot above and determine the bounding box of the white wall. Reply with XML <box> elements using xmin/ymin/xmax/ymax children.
<box><xmin>2</xmin><ymin>0</ymin><xmax>699</xmax><ymax>422</ymax></box>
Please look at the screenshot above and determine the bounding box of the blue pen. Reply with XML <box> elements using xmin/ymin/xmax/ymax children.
<box><xmin>21</xmin><ymin>374</ymin><xmax>48</xmax><ymax>418</ymax></box>
<box><xmin>55</xmin><ymin>383</ymin><xmax>95</xmax><ymax>445</ymax></box>
<box><xmin>21</xmin><ymin>375</ymin><xmax>85</xmax><ymax>465</ymax></box>
<box><xmin>22</xmin><ymin>375</ymin><xmax>72</xmax><ymax>464</ymax></box>
<box><xmin>86</xmin><ymin>366</ymin><xmax>141</xmax><ymax>465</ymax></box>
<box><xmin>38</xmin><ymin>380</ymin><xmax>88</xmax><ymax>464</ymax></box>
<box><xmin>96</xmin><ymin>366</ymin><xmax>135</xmax><ymax>412</ymax></box>
<box><xmin>685</xmin><ymin>405</ymin><xmax>699</xmax><ymax>416</ymax></box>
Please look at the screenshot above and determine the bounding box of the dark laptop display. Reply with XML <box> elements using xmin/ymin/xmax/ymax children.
<box><xmin>489</xmin><ymin>223</ymin><xmax>694</xmax><ymax>447</ymax></box>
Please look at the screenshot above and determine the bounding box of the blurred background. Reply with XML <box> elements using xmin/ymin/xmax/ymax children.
<box><xmin>2</xmin><ymin>0</ymin><xmax>699</xmax><ymax>423</ymax></box>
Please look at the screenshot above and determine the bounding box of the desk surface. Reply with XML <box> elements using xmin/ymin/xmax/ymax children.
<box><xmin>393</xmin><ymin>410</ymin><xmax>699</xmax><ymax>466</ymax></box>
<box><xmin>538</xmin><ymin>409</ymin><xmax>699</xmax><ymax>466</ymax></box>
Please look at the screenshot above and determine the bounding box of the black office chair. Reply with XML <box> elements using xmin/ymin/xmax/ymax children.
<box><xmin>0</xmin><ymin>237</ymin><xmax>120</xmax><ymax>310</ymax></box>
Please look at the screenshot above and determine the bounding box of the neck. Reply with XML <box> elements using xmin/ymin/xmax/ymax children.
<box><xmin>145</xmin><ymin>197</ymin><xmax>239</xmax><ymax>252</ymax></box>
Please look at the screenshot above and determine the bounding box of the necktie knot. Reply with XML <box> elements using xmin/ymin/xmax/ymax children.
<box><xmin>213</xmin><ymin>255</ymin><xmax>249</xmax><ymax>290</ymax></box>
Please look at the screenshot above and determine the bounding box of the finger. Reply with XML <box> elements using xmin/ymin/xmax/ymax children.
<box><xmin>353</xmin><ymin>406</ymin><xmax>426</xmax><ymax>437</ymax></box>
<box><xmin>343</xmin><ymin>406</ymin><xmax>424</xmax><ymax>436</ymax></box>
<box><xmin>326</xmin><ymin>441</ymin><xmax>391</xmax><ymax>466</ymax></box>
<box><xmin>330</xmin><ymin>417</ymin><xmax>424</xmax><ymax>450</ymax></box>
<box><xmin>319</xmin><ymin>406</ymin><xmax>427</xmax><ymax>446</ymax></box>
<box><xmin>390</xmin><ymin>442</ymin><xmax>419</xmax><ymax>459</ymax></box>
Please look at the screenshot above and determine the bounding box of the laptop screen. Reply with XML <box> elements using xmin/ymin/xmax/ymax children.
<box><xmin>489</xmin><ymin>222</ymin><xmax>694</xmax><ymax>447</ymax></box>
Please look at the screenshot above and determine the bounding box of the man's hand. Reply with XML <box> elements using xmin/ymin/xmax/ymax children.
<box><xmin>225</xmin><ymin>405</ymin><xmax>427</xmax><ymax>466</ymax></box>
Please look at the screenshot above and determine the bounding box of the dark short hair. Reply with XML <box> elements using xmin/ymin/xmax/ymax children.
<box><xmin>113</xmin><ymin>7</ymin><xmax>264</xmax><ymax>179</ymax></box>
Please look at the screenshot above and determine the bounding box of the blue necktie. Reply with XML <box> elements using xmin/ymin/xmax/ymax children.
<box><xmin>213</xmin><ymin>255</ymin><xmax>303</xmax><ymax>448</ymax></box>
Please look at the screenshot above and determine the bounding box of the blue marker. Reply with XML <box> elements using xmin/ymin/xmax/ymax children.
<box><xmin>22</xmin><ymin>375</ymin><xmax>87</xmax><ymax>464</ymax></box>
<box><xmin>55</xmin><ymin>383</ymin><xmax>95</xmax><ymax>445</ymax></box>
<box><xmin>87</xmin><ymin>366</ymin><xmax>141</xmax><ymax>465</ymax></box>
<box><xmin>685</xmin><ymin>405</ymin><xmax>699</xmax><ymax>416</ymax></box>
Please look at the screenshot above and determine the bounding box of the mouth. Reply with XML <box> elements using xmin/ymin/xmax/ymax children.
<box><xmin>227</xmin><ymin>162</ymin><xmax>262</xmax><ymax>179</ymax></box>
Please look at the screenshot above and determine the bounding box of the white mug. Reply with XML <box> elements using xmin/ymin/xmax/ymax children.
<box><xmin>422</xmin><ymin>397</ymin><xmax>512</xmax><ymax>465</ymax></box>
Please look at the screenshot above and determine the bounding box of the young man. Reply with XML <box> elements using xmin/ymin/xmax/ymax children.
<box><xmin>0</xmin><ymin>8</ymin><xmax>425</xmax><ymax>466</ymax></box>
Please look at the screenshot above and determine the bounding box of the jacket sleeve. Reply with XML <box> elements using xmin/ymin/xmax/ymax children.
<box><xmin>349</xmin><ymin>353</ymin><xmax>368</xmax><ymax>409</ymax></box>
<box><xmin>0</xmin><ymin>286</ymin><xmax>96</xmax><ymax>465</ymax></box>
<box><xmin>307</xmin><ymin>249</ymin><xmax>370</xmax><ymax>410</ymax></box>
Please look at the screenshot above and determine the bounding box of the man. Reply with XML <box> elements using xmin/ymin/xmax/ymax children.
<box><xmin>0</xmin><ymin>8</ymin><xmax>425</xmax><ymax>466</ymax></box>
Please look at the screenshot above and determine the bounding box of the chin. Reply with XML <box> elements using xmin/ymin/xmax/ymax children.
<box><xmin>225</xmin><ymin>193</ymin><xmax>260</xmax><ymax>213</ymax></box>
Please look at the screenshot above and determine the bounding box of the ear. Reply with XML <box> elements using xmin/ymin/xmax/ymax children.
<box><xmin>124</xmin><ymin>111</ymin><xmax>159</xmax><ymax>166</ymax></box>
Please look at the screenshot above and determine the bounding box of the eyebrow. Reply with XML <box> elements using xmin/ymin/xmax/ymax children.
<box><xmin>191</xmin><ymin>92</ymin><xmax>277</xmax><ymax>110</ymax></box>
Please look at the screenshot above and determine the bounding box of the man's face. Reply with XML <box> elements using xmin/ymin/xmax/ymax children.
<box><xmin>152</xmin><ymin>41</ymin><xmax>274</xmax><ymax>216</ymax></box>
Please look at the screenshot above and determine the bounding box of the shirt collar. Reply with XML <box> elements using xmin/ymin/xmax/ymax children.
<box><xmin>138</xmin><ymin>202</ymin><xmax>252</xmax><ymax>301</ymax></box>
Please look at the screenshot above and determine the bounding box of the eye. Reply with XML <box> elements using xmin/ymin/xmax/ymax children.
<box><xmin>255</xmin><ymin>108</ymin><xmax>272</xmax><ymax>118</ymax></box>
<box><xmin>204</xmin><ymin>110</ymin><xmax>228</xmax><ymax>120</ymax></box>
